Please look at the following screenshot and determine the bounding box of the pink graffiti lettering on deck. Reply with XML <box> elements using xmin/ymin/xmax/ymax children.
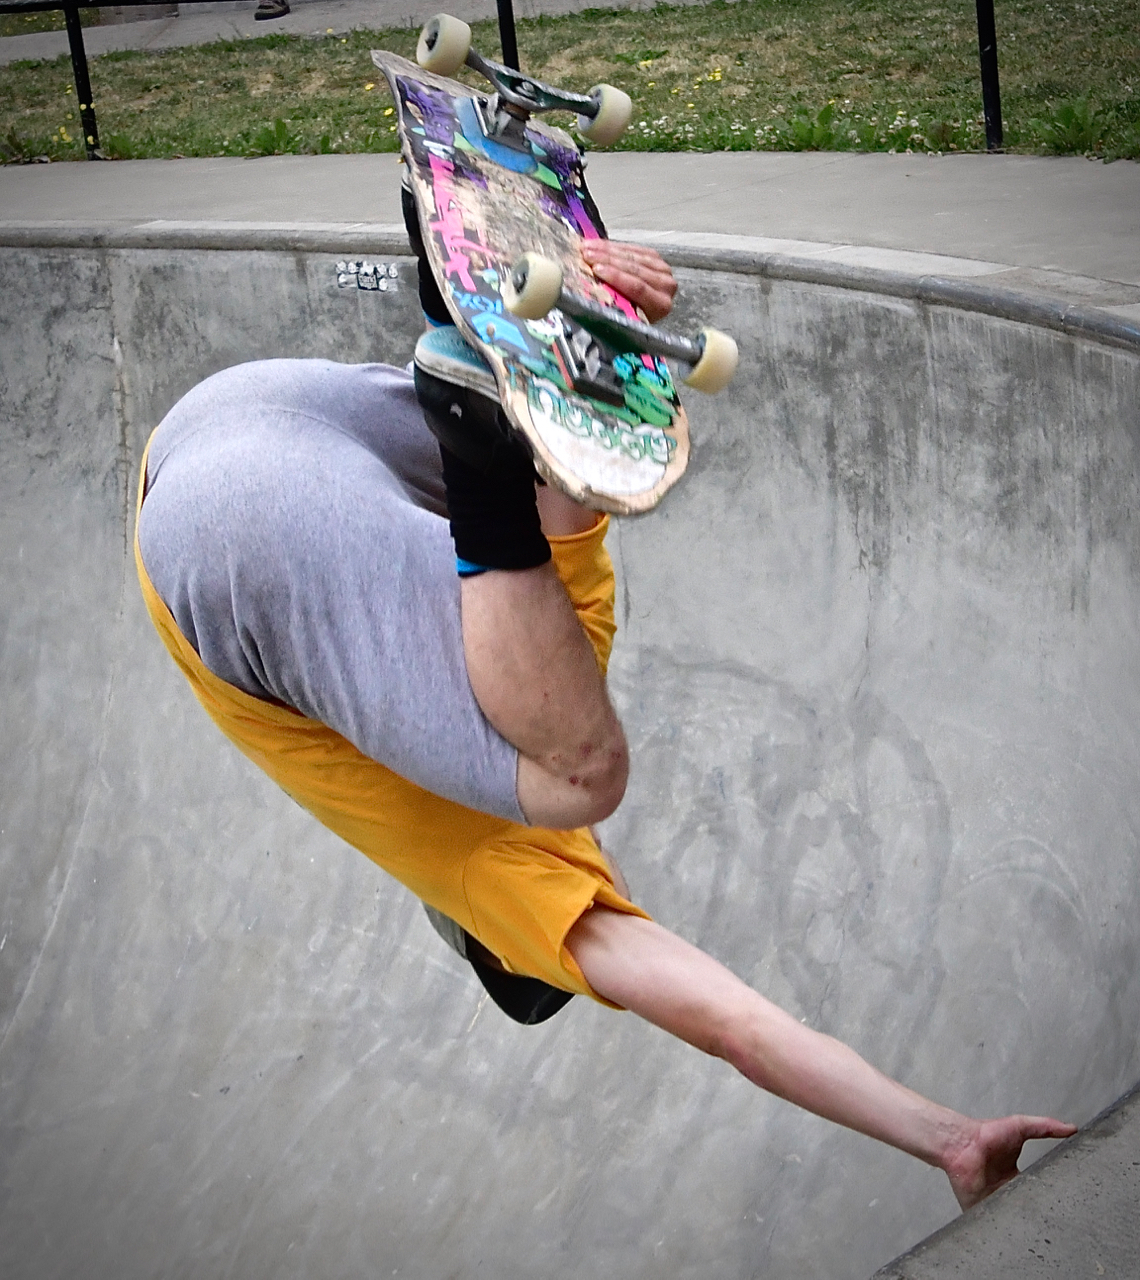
<box><xmin>427</xmin><ymin>152</ymin><xmax>480</xmax><ymax>294</ymax></box>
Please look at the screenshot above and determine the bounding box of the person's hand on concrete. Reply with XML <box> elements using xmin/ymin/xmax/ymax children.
<box><xmin>940</xmin><ymin>1113</ymin><xmax>1079</xmax><ymax>1210</ymax></box>
<box><xmin>581</xmin><ymin>240</ymin><xmax>677</xmax><ymax>322</ymax></box>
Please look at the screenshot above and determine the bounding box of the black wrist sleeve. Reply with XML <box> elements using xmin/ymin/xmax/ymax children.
<box><xmin>438</xmin><ymin>443</ymin><xmax>551</xmax><ymax>573</ymax></box>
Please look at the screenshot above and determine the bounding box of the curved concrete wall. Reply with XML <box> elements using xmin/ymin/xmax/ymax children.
<box><xmin>1</xmin><ymin>231</ymin><xmax>1138</xmax><ymax>1280</ymax></box>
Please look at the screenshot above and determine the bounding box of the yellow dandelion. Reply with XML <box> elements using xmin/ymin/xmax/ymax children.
<box><xmin>364</xmin><ymin>82</ymin><xmax>375</xmax><ymax>91</ymax></box>
<box><xmin>384</xmin><ymin>106</ymin><xmax>393</xmax><ymax>116</ymax></box>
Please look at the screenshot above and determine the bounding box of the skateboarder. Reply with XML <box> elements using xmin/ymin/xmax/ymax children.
<box><xmin>136</xmin><ymin>237</ymin><xmax>1074</xmax><ymax>1213</ymax></box>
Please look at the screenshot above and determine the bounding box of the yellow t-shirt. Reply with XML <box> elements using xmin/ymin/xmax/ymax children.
<box><xmin>135</xmin><ymin>436</ymin><xmax>648</xmax><ymax>1002</ymax></box>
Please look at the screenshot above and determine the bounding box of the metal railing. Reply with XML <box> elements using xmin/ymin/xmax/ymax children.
<box><xmin>975</xmin><ymin>0</ymin><xmax>1004</xmax><ymax>150</ymax></box>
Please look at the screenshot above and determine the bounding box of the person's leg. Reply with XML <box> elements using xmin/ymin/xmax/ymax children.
<box><xmin>589</xmin><ymin>829</ymin><xmax>630</xmax><ymax>899</ymax></box>
<box><xmin>416</xmin><ymin>368</ymin><xmax>628</xmax><ymax>829</ymax></box>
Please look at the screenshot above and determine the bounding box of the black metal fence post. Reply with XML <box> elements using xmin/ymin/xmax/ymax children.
<box><xmin>62</xmin><ymin>1</ymin><xmax>101</xmax><ymax>158</ymax></box>
<box><xmin>496</xmin><ymin>0</ymin><xmax>519</xmax><ymax>70</ymax></box>
<box><xmin>975</xmin><ymin>0</ymin><xmax>1003</xmax><ymax>151</ymax></box>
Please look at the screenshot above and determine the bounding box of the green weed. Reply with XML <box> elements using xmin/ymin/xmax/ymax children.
<box><xmin>1029</xmin><ymin>98</ymin><xmax>1108</xmax><ymax>152</ymax></box>
<box><xmin>247</xmin><ymin>117</ymin><xmax>303</xmax><ymax>156</ymax></box>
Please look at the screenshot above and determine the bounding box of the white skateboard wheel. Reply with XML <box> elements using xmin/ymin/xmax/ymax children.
<box><xmin>502</xmin><ymin>253</ymin><xmax>564</xmax><ymax>320</ymax></box>
<box><xmin>578</xmin><ymin>84</ymin><xmax>633</xmax><ymax>147</ymax></box>
<box><xmin>417</xmin><ymin>14</ymin><xmax>472</xmax><ymax>76</ymax></box>
<box><xmin>683</xmin><ymin>328</ymin><xmax>739</xmax><ymax>394</ymax></box>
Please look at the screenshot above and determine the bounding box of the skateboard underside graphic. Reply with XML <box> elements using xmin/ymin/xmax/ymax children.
<box><xmin>374</xmin><ymin>50</ymin><xmax>690</xmax><ymax>515</ymax></box>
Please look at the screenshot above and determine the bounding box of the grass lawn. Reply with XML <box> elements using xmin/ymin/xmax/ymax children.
<box><xmin>1</xmin><ymin>0</ymin><xmax>1137</xmax><ymax>163</ymax></box>
<box><xmin>0</xmin><ymin>9</ymin><xmax>100</xmax><ymax>38</ymax></box>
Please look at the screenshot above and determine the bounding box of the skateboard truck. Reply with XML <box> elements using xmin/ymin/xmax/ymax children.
<box><xmin>502</xmin><ymin>252</ymin><xmax>740</xmax><ymax>395</ymax></box>
<box><xmin>556</xmin><ymin>323</ymin><xmax>627</xmax><ymax>407</ymax></box>
<box><xmin>416</xmin><ymin>14</ymin><xmax>633</xmax><ymax>151</ymax></box>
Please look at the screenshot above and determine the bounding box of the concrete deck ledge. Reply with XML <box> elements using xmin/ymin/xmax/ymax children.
<box><xmin>875</xmin><ymin>1080</ymin><xmax>1140</xmax><ymax>1279</ymax></box>
<box><xmin>4</xmin><ymin>219</ymin><xmax>1138</xmax><ymax>354</ymax></box>
<box><xmin>0</xmin><ymin>218</ymin><xmax>411</xmax><ymax>253</ymax></box>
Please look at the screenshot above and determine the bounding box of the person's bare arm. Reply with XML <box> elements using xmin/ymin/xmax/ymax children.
<box><xmin>566</xmin><ymin>907</ymin><xmax>1076</xmax><ymax>1210</ymax></box>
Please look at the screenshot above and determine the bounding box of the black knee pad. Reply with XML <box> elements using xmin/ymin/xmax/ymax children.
<box><xmin>413</xmin><ymin>363</ymin><xmax>531</xmax><ymax>476</ymax></box>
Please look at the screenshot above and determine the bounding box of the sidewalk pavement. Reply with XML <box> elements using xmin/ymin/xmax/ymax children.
<box><xmin>3</xmin><ymin>150</ymin><xmax>1139</xmax><ymax>315</ymax></box>
<box><xmin>4</xmin><ymin>143</ymin><xmax>1139</xmax><ymax>1280</ymax></box>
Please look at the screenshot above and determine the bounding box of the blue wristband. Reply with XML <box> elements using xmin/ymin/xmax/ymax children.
<box><xmin>456</xmin><ymin>557</ymin><xmax>491</xmax><ymax>578</ymax></box>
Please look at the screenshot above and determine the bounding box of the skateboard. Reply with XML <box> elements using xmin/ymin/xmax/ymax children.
<box><xmin>374</xmin><ymin>15</ymin><xmax>737</xmax><ymax>515</ymax></box>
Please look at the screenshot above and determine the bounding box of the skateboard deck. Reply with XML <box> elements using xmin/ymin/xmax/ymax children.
<box><xmin>373</xmin><ymin>49</ymin><xmax>689</xmax><ymax>516</ymax></box>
